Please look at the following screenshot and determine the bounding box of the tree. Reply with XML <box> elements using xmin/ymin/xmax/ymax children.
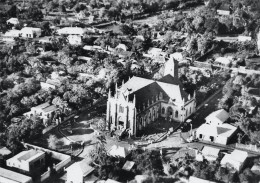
<box><xmin>48</xmin><ymin>135</ymin><xmax>58</xmax><ymax>150</ymax></box>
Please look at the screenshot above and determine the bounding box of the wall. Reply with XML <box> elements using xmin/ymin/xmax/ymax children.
<box><xmin>40</xmin><ymin>168</ymin><xmax>51</xmax><ymax>182</ymax></box>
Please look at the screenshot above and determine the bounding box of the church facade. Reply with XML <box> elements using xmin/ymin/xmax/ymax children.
<box><xmin>106</xmin><ymin>59</ymin><xmax>196</xmax><ymax>136</ymax></box>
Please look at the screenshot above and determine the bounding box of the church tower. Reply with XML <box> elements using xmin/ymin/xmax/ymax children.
<box><xmin>164</xmin><ymin>57</ymin><xmax>178</xmax><ymax>78</ymax></box>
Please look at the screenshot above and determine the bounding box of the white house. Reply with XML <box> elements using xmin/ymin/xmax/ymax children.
<box><xmin>170</xmin><ymin>52</ymin><xmax>183</xmax><ymax>62</ymax></box>
<box><xmin>65</xmin><ymin>159</ymin><xmax>96</xmax><ymax>183</ymax></box>
<box><xmin>23</xmin><ymin>102</ymin><xmax>58</xmax><ymax>125</ymax></box>
<box><xmin>196</xmin><ymin>123</ymin><xmax>237</xmax><ymax>145</ymax></box>
<box><xmin>215</xmin><ymin>57</ymin><xmax>231</xmax><ymax>67</ymax></box>
<box><xmin>57</xmin><ymin>27</ymin><xmax>87</xmax><ymax>35</ymax></box>
<box><xmin>205</xmin><ymin>109</ymin><xmax>229</xmax><ymax>126</ymax></box>
<box><xmin>68</xmin><ymin>35</ymin><xmax>82</xmax><ymax>45</ymax></box>
<box><xmin>221</xmin><ymin>150</ymin><xmax>248</xmax><ymax>171</ymax></box>
<box><xmin>20</xmin><ymin>27</ymin><xmax>42</xmax><ymax>38</ymax></box>
<box><xmin>108</xmin><ymin>145</ymin><xmax>129</xmax><ymax>158</ymax></box>
<box><xmin>4</xmin><ymin>29</ymin><xmax>21</xmax><ymax>37</ymax></box>
<box><xmin>6</xmin><ymin>149</ymin><xmax>45</xmax><ymax>173</ymax></box>
<box><xmin>147</xmin><ymin>47</ymin><xmax>163</xmax><ymax>57</ymax></box>
<box><xmin>0</xmin><ymin>167</ymin><xmax>32</xmax><ymax>183</ymax></box>
<box><xmin>200</xmin><ymin>146</ymin><xmax>220</xmax><ymax>162</ymax></box>
<box><xmin>6</xmin><ymin>18</ymin><xmax>19</xmax><ymax>25</ymax></box>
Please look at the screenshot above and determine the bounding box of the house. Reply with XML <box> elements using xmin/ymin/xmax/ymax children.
<box><xmin>6</xmin><ymin>149</ymin><xmax>45</xmax><ymax>174</ymax></box>
<box><xmin>6</xmin><ymin>18</ymin><xmax>19</xmax><ymax>25</ymax></box>
<box><xmin>108</xmin><ymin>145</ymin><xmax>129</xmax><ymax>158</ymax></box>
<box><xmin>20</xmin><ymin>27</ymin><xmax>42</xmax><ymax>38</ymax></box>
<box><xmin>200</xmin><ymin>146</ymin><xmax>220</xmax><ymax>161</ymax></box>
<box><xmin>68</xmin><ymin>35</ymin><xmax>82</xmax><ymax>45</ymax></box>
<box><xmin>196</xmin><ymin>122</ymin><xmax>237</xmax><ymax>145</ymax></box>
<box><xmin>106</xmin><ymin>59</ymin><xmax>196</xmax><ymax>136</ymax></box>
<box><xmin>0</xmin><ymin>167</ymin><xmax>32</xmax><ymax>183</ymax></box>
<box><xmin>65</xmin><ymin>159</ymin><xmax>96</xmax><ymax>183</ymax></box>
<box><xmin>57</xmin><ymin>27</ymin><xmax>87</xmax><ymax>35</ymax></box>
<box><xmin>4</xmin><ymin>29</ymin><xmax>21</xmax><ymax>37</ymax></box>
<box><xmin>147</xmin><ymin>47</ymin><xmax>164</xmax><ymax>58</ymax></box>
<box><xmin>221</xmin><ymin>150</ymin><xmax>248</xmax><ymax>171</ymax></box>
<box><xmin>170</xmin><ymin>52</ymin><xmax>183</xmax><ymax>62</ymax></box>
<box><xmin>205</xmin><ymin>109</ymin><xmax>229</xmax><ymax>126</ymax></box>
<box><xmin>23</xmin><ymin>102</ymin><xmax>58</xmax><ymax>125</ymax></box>
<box><xmin>215</xmin><ymin>57</ymin><xmax>231</xmax><ymax>67</ymax></box>
<box><xmin>217</xmin><ymin>4</ymin><xmax>231</xmax><ymax>15</ymax></box>
<box><xmin>44</xmin><ymin>78</ymin><xmax>62</xmax><ymax>89</ymax></box>
<box><xmin>115</xmin><ymin>43</ymin><xmax>128</xmax><ymax>51</ymax></box>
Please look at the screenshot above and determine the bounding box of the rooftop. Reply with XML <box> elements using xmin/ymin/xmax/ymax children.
<box><xmin>13</xmin><ymin>149</ymin><xmax>45</xmax><ymax>162</ymax></box>
<box><xmin>197</xmin><ymin>123</ymin><xmax>237</xmax><ymax>137</ymax></box>
<box><xmin>206</xmin><ymin>109</ymin><xmax>229</xmax><ymax>124</ymax></box>
<box><xmin>0</xmin><ymin>167</ymin><xmax>32</xmax><ymax>183</ymax></box>
<box><xmin>66</xmin><ymin>159</ymin><xmax>94</xmax><ymax>177</ymax></box>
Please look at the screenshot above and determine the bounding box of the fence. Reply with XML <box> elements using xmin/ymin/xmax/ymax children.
<box><xmin>236</xmin><ymin>143</ymin><xmax>260</xmax><ymax>153</ymax></box>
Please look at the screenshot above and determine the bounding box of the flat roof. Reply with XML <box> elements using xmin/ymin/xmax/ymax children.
<box><xmin>11</xmin><ymin>149</ymin><xmax>45</xmax><ymax>162</ymax></box>
<box><xmin>0</xmin><ymin>167</ymin><xmax>32</xmax><ymax>183</ymax></box>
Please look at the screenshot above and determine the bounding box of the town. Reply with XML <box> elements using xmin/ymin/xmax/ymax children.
<box><xmin>0</xmin><ymin>0</ymin><xmax>260</xmax><ymax>183</ymax></box>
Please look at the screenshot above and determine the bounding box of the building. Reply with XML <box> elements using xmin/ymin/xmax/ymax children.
<box><xmin>57</xmin><ymin>27</ymin><xmax>87</xmax><ymax>35</ymax></box>
<box><xmin>215</xmin><ymin>57</ymin><xmax>232</xmax><ymax>68</ymax></box>
<box><xmin>196</xmin><ymin>122</ymin><xmax>237</xmax><ymax>145</ymax></box>
<box><xmin>170</xmin><ymin>52</ymin><xmax>183</xmax><ymax>62</ymax></box>
<box><xmin>108</xmin><ymin>145</ymin><xmax>129</xmax><ymax>158</ymax></box>
<box><xmin>205</xmin><ymin>109</ymin><xmax>229</xmax><ymax>126</ymax></box>
<box><xmin>0</xmin><ymin>147</ymin><xmax>12</xmax><ymax>167</ymax></box>
<box><xmin>23</xmin><ymin>102</ymin><xmax>58</xmax><ymax>125</ymax></box>
<box><xmin>106</xmin><ymin>59</ymin><xmax>196</xmax><ymax>136</ymax></box>
<box><xmin>200</xmin><ymin>146</ymin><xmax>220</xmax><ymax>162</ymax></box>
<box><xmin>221</xmin><ymin>150</ymin><xmax>248</xmax><ymax>171</ymax></box>
<box><xmin>0</xmin><ymin>167</ymin><xmax>32</xmax><ymax>183</ymax></box>
<box><xmin>4</xmin><ymin>29</ymin><xmax>21</xmax><ymax>37</ymax></box>
<box><xmin>68</xmin><ymin>35</ymin><xmax>82</xmax><ymax>45</ymax></box>
<box><xmin>238</xmin><ymin>35</ymin><xmax>252</xmax><ymax>42</ymax></box>
<box><xmin>20</xmin><ymin>27</ymin><xmax>42</xmax><ymax>38</ymax></box>
<box><xmin>65</xmin><ymin>159</ymin><xmax>96</xmax><ymax>183</ymax></box>
<box><xmin>217</xmin><ymin>4</ymin><xmax>231</xmax><ymax>15</ymax></box>
<box><xmin>6</xmin><ymin>18</ymin><xmax>19</xmax><ymax>25</ymax></box>
<box><xmin>6</xmin><ymin>149</ymin><xmax>45</xmax><ymax>174</ymax></box>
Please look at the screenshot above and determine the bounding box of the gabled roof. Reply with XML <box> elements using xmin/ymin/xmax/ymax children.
<box><xmin>157</xmin><ymin>82</ymin><xmax>186</xmax><ymax>103</ymax></box>
<box><xmin>66</xmin><ymin>159</ymin><xmax>94</xmax><ymax>177</ymax></box>
<box><xmin>197</xmin><ymin>123</ymin><xmax>237</xmax><ymax>137</ymax></box>
<box><xmin>120</xmin><ymin>76</ymin><xmax>154</xmax><ymax>95</ymax></box>
<box><xmin>206</xmin><ymin>109</ymin><xmax>229</xmax><ymax>124</ymax></box>
<box><xmin>108</xmin><ymin>145</ymin><xmax>129</xmax><ymax>158</ymax></box>
<box><xmin>159</xmin><ymin>74</ymin><xmax>182</xmax><ymax>86</ymax></box>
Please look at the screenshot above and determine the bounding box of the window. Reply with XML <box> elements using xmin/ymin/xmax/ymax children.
<box><xmin>186</xmin><ymin>110</ymin><xmax>188</xmax><ymax>116</ymax></box>
<box><xmin>119</xmin><ymin>105</ymin><xmax>124</xmax><ymax>113</ymax></box>
<box><xmin>199</xmin><ymin>134</ymin><xmax>203</xmax><ymax>139</ymax></box>
<box><xmin>162</xmin><ymin>107</ymin><xmax>165</xmax><ymax>114</ymax></box>
<box><xmin>175</xmin><ymin>111</ymin><xmax>178</xmax><ymax>118</ymax></box>
<box><xmin>190</xmin><ymin>107</ymin><xmax>192</xmax><ymax>114</ymax></box>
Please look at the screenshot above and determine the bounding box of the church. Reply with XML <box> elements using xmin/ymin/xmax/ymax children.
<box><xmin>106</xmin><ymin>59</ymin><xmax>196</xmax><ymax>136</ymax></box>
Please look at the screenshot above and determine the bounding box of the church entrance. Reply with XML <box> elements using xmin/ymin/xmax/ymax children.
<box><xmin>167</xmin><ymin>107</ymin><xmax>173</xmax><ymax>121</ymax></box>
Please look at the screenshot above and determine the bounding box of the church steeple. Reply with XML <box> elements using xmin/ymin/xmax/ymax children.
<box><xmin>164</xmin><ymin>57</ymin><xmax>178</xmax><ymax>78</ymax></box>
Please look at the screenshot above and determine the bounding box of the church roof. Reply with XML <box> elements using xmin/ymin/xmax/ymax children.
<box><xmin>159</xmin><ymin>74</ymin><xmax>182</xmax><ymax>85</ymax></box>
<box><xmin>120</xmin><ymin>76</ymin><xmax>154</xmax><ymax>95</ymax></box>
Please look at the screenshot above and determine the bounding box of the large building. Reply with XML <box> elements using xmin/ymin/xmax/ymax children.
<box><xmin>106</xmin><ymin>59</ymin><xmax>196</xmax><ymax>136</ymax></box>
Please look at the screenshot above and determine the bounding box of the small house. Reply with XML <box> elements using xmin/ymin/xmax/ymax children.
<box><xmin>108</xmin><ymin>145</ymin><xmax>129</xmax><ymax>158</ymax></box>
<box><xmin>65</xmin><ymin>159</ymin><xmax>96</xmax><ymax>183</ymax></box>
<box><xmin>6</xmin><ymin>18</ymin><xmax>19</xmax><ymax>25</ymax></box>
<box><xmin>20</xmin><ymin>27</ymin><xmax>42</xmax><ymax>38</ymax></box>
<box><xmin>221</xmin><ymin>150</ymin><xmax>248</xmax><ymax>171</ymax></box>
<box><xmin>205</xmin><ymin>109</ymin><xmax>229</xmax><ymax>126</ymax></box>
<box><xmin>200</xmin><ymin>146</ymin><xmax>220</xmax><ymax>161</ymax></box>
<box><xmin>68</xmin><ymin>35</ymin><xmax>82</xmax><ymax>45</ymax></box>
<box><xmin>217</xmin><ymin>4</ymin><xmax>231</xmax><ymax>15</ymax></box>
